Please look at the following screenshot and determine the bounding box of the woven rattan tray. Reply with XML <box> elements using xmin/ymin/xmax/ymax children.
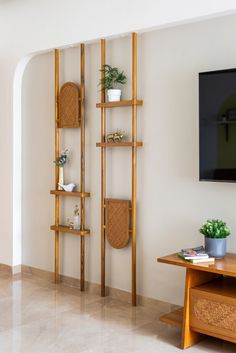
<box><xmin>59</xmin><ymin>82</ymin><xmax>80</xmax><ymax>128</ymax></box>
<box><xmin>106</xmin><ymin>198</ymin><xmax>131</xmax><ymax>249</ymax></box>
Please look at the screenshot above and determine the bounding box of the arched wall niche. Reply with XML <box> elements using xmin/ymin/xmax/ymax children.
<box><xmin>13</xmin><ymin>53</ymin><xmax>36</xmax><ymax>268</ymax></box>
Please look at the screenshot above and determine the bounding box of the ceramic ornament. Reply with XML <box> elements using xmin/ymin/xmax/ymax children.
<box><xmin>58</xmin><ymin>183</ymin><xmax>76</xmax><ymax>192</ymax></box>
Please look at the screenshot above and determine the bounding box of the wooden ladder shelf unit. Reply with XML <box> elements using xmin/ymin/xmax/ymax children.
<box><xmin>96</xmin><ymin>33</ymin><xmax>143</xmax><ymax>306</ymax></box>
<box><xmin>51</xmin><ymin>46</ymin><xmax>90</xmax><ymax>291</ymax></box>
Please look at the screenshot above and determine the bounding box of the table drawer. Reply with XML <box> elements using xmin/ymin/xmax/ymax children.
<box><xmin>190</xmin><ymin>287</ymin><xmax>236</xmax><ymax>342</ymax></box>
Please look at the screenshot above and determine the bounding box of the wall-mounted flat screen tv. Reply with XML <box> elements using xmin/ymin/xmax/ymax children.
<box><xmin>199</xmin><ymin>68</ymin><xmax>236</xmax><ymax>182</ymax></box>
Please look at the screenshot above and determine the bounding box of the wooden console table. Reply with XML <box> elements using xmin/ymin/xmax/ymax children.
<box><xmin>158</xmin><ymin>253</ymin><xmax>236</xmax><ymax>349</ymax></box>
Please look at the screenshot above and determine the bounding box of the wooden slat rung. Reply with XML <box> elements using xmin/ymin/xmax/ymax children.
<box><xmin>51</xmin><ymin>225</ymin><xmax>90</xmax><ymax>236</ymax></box>
<box><xmin>96</xmin><ymin>99</ymin><xmax>143</xmax><ymax>108</ymax></box>
<box><xmin>50</xmin><ymin>190</ymin><xmax>90</xmax><ymax>197</ymax></box>
<box><xmin>96</xmin><ymin>142</ymin><xmax>143</xmax><ymax>148</ymax></box>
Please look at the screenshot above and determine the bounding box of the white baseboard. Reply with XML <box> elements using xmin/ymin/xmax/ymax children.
<box><xmin>0</xmin><ymin>263</ymin><xmax>21</xmax><ymax>275</ymax></box>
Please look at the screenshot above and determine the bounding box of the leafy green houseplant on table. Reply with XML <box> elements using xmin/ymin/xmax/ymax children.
<box><xmin>199</xmin><ymin>219</ymin><xmax>231</xmax><ymax>258</ymax></box>
<box><xmin>99</xmin><ymin>64</ymin><xmax>127</xmax><ymax>102</ymax></box>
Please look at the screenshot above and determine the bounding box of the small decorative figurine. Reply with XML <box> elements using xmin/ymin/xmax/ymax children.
<box><xmin>73</xmin><ymin>205</ymin><xmax>80</xmax><ymax>230</ymax></box>
<box><xmin>58</xmin><ymin>183</ymin><xmax>76</xmax><ymax>192</ymax></box>
<box><xmin>66</xmin><ymin>218</ymin><xmax>74</xmax><ymax>229</ymax></box>
<box><xmin>54</xmin><ymin>148</ymin><xmax>69</xmax><ymax>190</ymax></box>
<box><xmin>107</xmin><ymin>131</ymin><xmax>124</xmax><ymax>143</ymax></box>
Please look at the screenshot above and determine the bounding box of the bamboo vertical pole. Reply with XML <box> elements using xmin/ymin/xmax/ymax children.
<box><xmin>101</xmin><ymin>39</ymin><xmax>106</xmax><ymax>297</ymax></box>
<box><xmin>80</xmin><ymin>43</ymin><xmax>85</xmax><ymax>291</ymax></box>
<box><xmin>54</xmin><ymin>49</ymin><xmax>60</xmax><ymax>284</ymax></box>
<box><xmin>131</xmin><ymin>33</ymin><xmax>137</xmax><ymax>306</ymax></box>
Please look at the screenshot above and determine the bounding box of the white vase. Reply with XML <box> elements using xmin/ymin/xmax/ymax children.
<box><xmin>73</xmin><ymin>215</ymin><xmax>80</xmax><ymax>230</ymax></box>
<box><xmin>107</xmin><ymin>89</ymin><xmax>121</xmax><ymax>102</ymax></box>
<box><xmin>58</xmin><ymin>167</ymin><xmax>64</xmax><ymax>190</ymax></box>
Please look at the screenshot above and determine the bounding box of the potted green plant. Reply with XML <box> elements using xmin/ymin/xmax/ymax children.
<box><xmin>99</xmin><ymin>64</ymin><xmax>127</xmax><ymax>102</ymax></box>
<box><xmin>199</xmin><ymin>219</ymin><xmax>230</xmax><ymax>258</ymax></box>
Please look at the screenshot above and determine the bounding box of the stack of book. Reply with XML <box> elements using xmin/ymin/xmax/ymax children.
<box><xmin>178</xmin><ymin>246</ymin><xmax>215</xmax><ymax>264</ymax></box>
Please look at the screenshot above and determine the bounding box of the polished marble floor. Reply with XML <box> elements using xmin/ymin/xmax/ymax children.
<box><xmin>0</xmin><ymin>270</ymin><xmax>235</xmax><ymax>353</ymax></box>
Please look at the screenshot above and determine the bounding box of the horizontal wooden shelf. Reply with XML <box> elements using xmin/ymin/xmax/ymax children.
<box><xmin>96</xmin><ymin>99</ymin><xmax>143</xmax><ymax>108</ymax></box>
<box><xmin>50</xmin><ymin>225</ymin><xmax>90</xmax><ymax>236</ymax></box>
<box><xmin>50</xmin><ymin>190</ymin><xmax>90</xmax><ymax>198</ymax></box>
<box><xmin>96</xmin><ymin>142</ymin><xmax>143</xmax><ymax>148</ymax></box>
<box><xmin>159</xmin><ymin>307</ymin><xmax>183</xmax><ymax>328</ymax></box>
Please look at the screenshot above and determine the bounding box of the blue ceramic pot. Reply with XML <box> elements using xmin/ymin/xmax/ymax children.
<box><xmin>205</xmin><ymin>237</ymin><xmax>227</xmax><ymax>258</ymax></box>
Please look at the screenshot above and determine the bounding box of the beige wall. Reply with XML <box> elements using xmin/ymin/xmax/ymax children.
<box><xmin>22</xmin><ymin>15</ymin><xmax>236</xmax><ymax>305</ymax></box>
<box><xmin>1</xmin><ymin>0</ymin><xmax>236</xmax><ymax>268</ymax></box>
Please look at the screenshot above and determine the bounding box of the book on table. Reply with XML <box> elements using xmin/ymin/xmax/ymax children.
<box><xmin>178</xmin><ymin>246</ymin><xmax>215</xmax><ymax>263</ymax></box>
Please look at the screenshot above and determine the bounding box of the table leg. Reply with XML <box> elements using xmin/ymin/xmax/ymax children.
<box><xmin>181</xmin><ymin>268</ymin><xmax>218</xmax><ymax>349</ymax></box>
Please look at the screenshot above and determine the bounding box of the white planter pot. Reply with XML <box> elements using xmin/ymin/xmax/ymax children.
<box><xmin>107</xmin><ymin>89</ymin><xmax>121</xmax><ymax>102</ymax></box>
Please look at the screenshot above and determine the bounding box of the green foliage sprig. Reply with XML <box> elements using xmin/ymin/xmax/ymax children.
<box><xmin>99</xmin><ymin>64</ymin><xmax>127</xmax><ymax>90</ymax></box>
<box><xmin>54</xmin><ymin>148</ymin><xmax>69</xmax><ymax>167</ymax></box>
<box><xmin>199</xmin><ymin>219</ymin><xmax>230</xmax><ymax>239</ymax></box>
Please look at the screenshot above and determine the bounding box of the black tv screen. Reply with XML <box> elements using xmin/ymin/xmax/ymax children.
<box><xmin>199</xmin><ymin>68</ymin><xmax>236</xmax><ymax>182</ymax></box>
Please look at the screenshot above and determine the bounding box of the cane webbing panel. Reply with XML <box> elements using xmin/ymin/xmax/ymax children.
<box><xmin>106</xmin><ymin>198</ymin><xmax>130</xmax><ymax>249</ymax></box>
<box><xmin>59</xmin><ymin>82</ymin><xmax>80</xmax><ymax>128</ymax></box>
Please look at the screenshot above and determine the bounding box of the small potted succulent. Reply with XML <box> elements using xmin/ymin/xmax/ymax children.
<box><xmin>99</xmin><ymin>64</ymin><xmax>127</xmax><ymax>102</ymax></box>
<box><xmin>199</xmin><ymin>219</ymin><xmax>231</xmax><ymax>258</ymax></box>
